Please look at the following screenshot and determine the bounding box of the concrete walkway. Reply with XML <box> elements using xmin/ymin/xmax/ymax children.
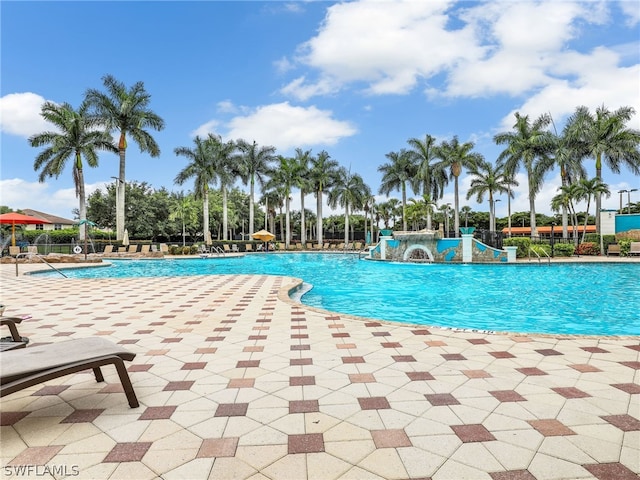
<box><xmin>0</xmin><ymin>261</ymin><xmax>638</xmax><ymax>480</ymax></box>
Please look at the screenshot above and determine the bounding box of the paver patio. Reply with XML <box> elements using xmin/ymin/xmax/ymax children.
<box><xmin>0</xmin><ymin>261</ymin><xmax>638</xmax><ymax>479</ymax></box>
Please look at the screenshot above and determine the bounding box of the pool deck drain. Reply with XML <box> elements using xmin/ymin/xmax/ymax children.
<box><xmin>0</xmin><ymin>262</ymin><xmax>638</xmax><ymax>480</ymax></box>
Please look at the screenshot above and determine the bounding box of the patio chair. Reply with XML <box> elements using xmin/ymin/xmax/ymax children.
<box><xmin>103</xmin><ymin>245</ymin><xmax>114</xmax><ymax>255</ymax></box>
<box><xmin>223</xmin><ymin>244</ymin><xmax>231</xmax><ymax>253</ymax></box>
<box><xmin>127</xmin><ymin>245</ymin><xmax>138</xmax><ymax>253</ymax></box>
<box><xmin>0</xmin><ymin>317</ymin><xmax>29</xmax><ymax>352</ymax></box>
<box><xmin>118</xmin><ymin>246</ymin><xmax>127</xmax><ymax>253</ymax></box>
<box><xmin>159</xmin><ymin>243</ymin><xmax>169</xmax><ymax>253</ymax></box>
<box><xmin>151</xmin><ymin>244</ymin><xmax>158</xmax><ymax>253</ymax></box>
<box><xmin>0</xmin><ymin>337</ymin><xmax>139</xmax><ymax>408</ymax></box>
<box><xmin>140</xmin><ymin>244</ymin><xmax>150</xmax><ymax>254</ymax></box>
<box><xmin>630</xmin><ymin>242</ymin><xmax>640</xmax><ymax>256</ymax></box>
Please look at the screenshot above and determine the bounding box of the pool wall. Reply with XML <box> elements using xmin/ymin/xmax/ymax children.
<box><xmin>370</xmin><ymin>233</ymin><xmax>512</xmax><ymax>263</ymax></box>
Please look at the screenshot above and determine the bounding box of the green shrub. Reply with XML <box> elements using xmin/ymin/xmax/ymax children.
<box><xmin>618</xmin><ymin>239</ymin><xmax>632</xmax><ymax>256</ymax></box>
<box><xmin>552</xmin><ymin>243</ymin><xmax>575</xmax><ymax>257</ymax></box>
<box><xmin>503</xmin><ymin>237</ymin><xmax>530</xmax><ymax>258</ymax></box>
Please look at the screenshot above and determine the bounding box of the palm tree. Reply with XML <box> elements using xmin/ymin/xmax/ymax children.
<box><xmin>551</xmin><ymin>184</ymin><xmax>580</xmax><ymax>244</ymax></box>
<box><xmin>460</xmin><ymin>206</ymin><xmax>473</xmax><ymax>229</ymax></box>
<box><xmin>266</xmin><ymin>156</ymin><xmax>298</xmax><ymax>248</ymax></box>
<box><xmin>495</xmin><ymin>113</ymin><xmax>554</xmax><ymax>238</ymax></box>
<box><xmin>174</xmin><ymin>135</ymin><xmax>217</xmax><ymax>242</ymax></box>
<box><xmin>29</xmin><ymin>100</ymin><xmax>117</xmax><ymax>241</ymax></box>
<box><xmin>573</xmin><ymin>177</ymin><xmax>611</xmax><ymax>243</ymax></box>
<box><xmin>209</xmin><ymin>136</ymin><xmax>240</xmax><ymax>241</ymax></box>
<box><xmin>236</xmin><ymin>139</ymin><xmax>276</xmax><ymax>236</ymax></box>
<box><xmin>435</xmin><ymin>137</ymin><xmax>483</xmax><ymax>237</ymax></box>
<box><xmin>466</xmin><ymin>159</ymin><xmax>514</xmax><ymax>232</ymax></box>
<box><xmin>565</xmin><ymin>105</ymin><xmax>640</xmax><ymax>233</ymax></box>
<box><xmin>309</xmin><ymin>150</ymin><xmax>340</xmax><ymax>246</ymax></box>
<box><xmin>86</xmin><ymin>75</ymin><xmax>165</xmax><ymax>241</ymax></box>
<box><xmin>407</xmin><ymin>134</ymin><xmax>447</xmax><ymax>230</ymax></box>
<box><xmin>378</xmin><ymin>149</ymin><xmax>418</xmax><ymax>231</ymax></box>
<box><xmin>169</xmin><ymin>191</ymin><xmax>199</xmax><ymax>247</ymax></box>
<box><xmin>293</xmin><ymin>148</ymin><xmax>313</xmax><ymax>245</ymax></box>
<box><xmin>328</xmin><ymin>167</ymin><xmax>370</xmax><ymax>245</ymax></box>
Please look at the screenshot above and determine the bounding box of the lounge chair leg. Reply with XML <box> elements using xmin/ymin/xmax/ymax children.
<box><xmin>113</xmin><ymin>359</ymin><xmax>139</xmax><ymax>408</ymax></box>
<box><xmin>93</xmin><ymin>367</ymin><xmax>105</xmax><ymax>382</ymax></box>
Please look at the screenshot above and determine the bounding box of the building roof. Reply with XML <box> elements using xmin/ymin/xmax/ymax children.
<box><xmin>21</xmin><ymin>209</ymin><xmax>75</xmax><ymax>225</ymax></box>
<box><xmin>502</xmin><ymin>225</ymin><xmax>596</xmax><ymax>235</ymax></box>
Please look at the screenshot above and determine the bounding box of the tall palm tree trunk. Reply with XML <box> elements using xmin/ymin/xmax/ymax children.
<box><xmin>117</xmin><ymin>140</ymin><xmax>126</xmax><ymax>241</ymax></box>
<box><xmin>401</xmin><ymin>184</ymin><xmax>407</xmax><ymax>231</ymax></box>
<box><xmin>249</xmin><ymin>178</ymin><xmax>255</xmax><ymax>236</ymax></box>
<box><xmin>453</xmin><ymin>178</ymin><xmax>460</xmax><ymax>237</ymax></box>
<box><xmin>203</xmin><ymin>189</ymin><xmax>210</xmax><ymax>243</ymax></box>
<box><xmin>222</xmin><ymin>186</ymin><xmax>228</xmax><ymax>241</ymax></box>
<box><xmin>344</xmin><ymin>205</ymin><xmax>350</xmax><ymax>245</ymax></box>
<box><xmin>316</xmin><ymin>191</ymin><xmax>323</xmax><ymax>246</ymax></box>
<box><xmin>285</xmin><ymin>198</ymin><xmax>291</xmax><ymax>249</ymax></box>
<box><xmin>300</xmin><ymin>192</ymin><xmax>306</xmax><ymax>245</ymax></box>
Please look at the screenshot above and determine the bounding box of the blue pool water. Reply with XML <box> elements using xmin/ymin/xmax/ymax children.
<box><xmin>37</xmin><ymin>254</ymin><xmax>639</xmax><ymax>336</ymax></box>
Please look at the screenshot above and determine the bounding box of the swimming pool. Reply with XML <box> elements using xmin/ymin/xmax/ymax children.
<box><xmin>36</xmin><ymin>254</ymin><xmax>639</xmax><ymax>336</ymax></box>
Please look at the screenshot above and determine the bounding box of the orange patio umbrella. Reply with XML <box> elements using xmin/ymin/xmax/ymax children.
<box><xmin>0</xmin><ymin>212</ymin><xmax>51</xmax><ymax>247</ymax></box>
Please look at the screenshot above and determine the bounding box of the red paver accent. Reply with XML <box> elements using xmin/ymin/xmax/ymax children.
<box><xmin>290</xmin><ymin>358</ymin><xmax>313</xmax><ymax>366</ymax></box>
<box><xmin>581</xmin><ymin>346</ymin><xmax>610</xmax><ymax>354</ymax></box>
<box><xmin>0</xmin><ymin>412</ymin><xmax>31</xmax><ymax>426</ymax></box>
<box><xmin>600</xmin><ymin>414</ymin><xmax>640</xmax><ymax>431</ymax></box>
<box><xmin>569</xmin><ymin>364</ymin><xmax>601</xmax><ymax>373</ymax></box>
<box><xmin>358</xmin><ymin>397</ymin><xmax>391</xmax><ymax>410</ymax></box>
<box><xmin>128</xmin><ymin>364</ymin><xmax>152</xmax><ymax>373</ymax></box>
<box><xmin>236</xmin><ymin>360</ymin><xmax>260</xmax><ymax>368</ymax></box>
<box><xmin>528</xmin><ymin>419</ymin><xmax>575</xmax><ymax>436</ymax></box>
<box><xmin>215</xmin><ymin>403</ymin><xmax>249</xmax><ymax>417</ymax></box>
<box><xmin>489</xmin><ymin>471</ymin><xmax>537</xmax><ymax>480</ymax></box>
<box><xmin>182</xmin><ymin>362</ymin><xmax>207</xmax><ymax>370</ymax></box>
<box><xmin>290</xmin><ymin>376</ymin><xmax>315</xmax><ymax>386</ymax></box>
<box><xmin>61</xmin><ymin>409</ymin><xmax>105</xmax><ymax>423</ymax></box>
<box><xmin>197</xmin><ymin>437</ymin><xmax>239</xmax><ymax>458</ymax></box>
<box><xmin>288</xmin><ymin>433</ymin><xmax>324</xmax><ymax>454</ymax></box>
<box><xmin>342</xmin><ymin>356</ymin><xmax>365</xmax><ymax>364</ymax></box>
<box><xmin>392</xmin><ymin>355</ymin><xmax>416</xmax><ymax>362</ymax></box>
<box><xmin>552</xmin><ymin>387</ymin><xmax>591</xmax><ymax>399</ymax></box>
<box><xmin>490</xmin><ymin>390</ymin><xmax>526</xmax><ymax>402</ymax></box>
<box><xmin>163</xmin><ymin>381</ymin><xmax>195</xmax><ymax>391</ymax></box>
<box><xmin>195</xmin><ymin>348</ymin><xmax>217</xmax><ymax>354</ymax></box>
<box><xmin>291</xmin><ymin>345</ymin><xmax>310</xmax><ymax>351</ymax></box>
<box><xmin>516</xmin><ymin>367</ymin><xmax>547</xmax><ymax>376</ymax></box>
<box><xmin>463</xmin><ymin>370</ymin><xmax>492</xmax><ymax>379</ymax></box>
<box><xmin>372</xmin><ymin>332</ymin><xmax>390</xmax><ymax>337</ymax></box>
<box><xmin>425</xmin><ymin>393</ymin><xmax>460</xmax><ymax>406</ymax></box>
<box><xmin>349</xmin><ymin>373</ymin><xmax>376</xmax><ymax>383</ymax></box>
<box><xmin>139</xmin><ymin>406</ymin><xmax>177</xmax><ymax>420</ymax></box>
<box><xmin>381</xmin><ymin>342</ymin><xmax>402</xmax><ymax>348</ymax></box>
<box><xmin>489</xmin><ymin>351</ymin><xmax>516</xmax><ymax>359</ymax></box>
<box><xmin>468</xmin><ymin>338</ymin><xmax>490</xmax><ymax>345</ymax></box>
<box><xmin>32</xmin><ymin>385</ymin><xmax>70</xmax><ymax>396</ymax></box>
<box><xmin>451</xmin><ymin>424</ymin><xmax>496</xmax><ymax>442</ymax></box>
<box><xmin>7</xmin><ymin>446</ymin><xmax>64</xmax><ymax>466</ymax></box>
<box><xmin>411</xmin><ymin>329</ymin><xmax>431</xmax><ymax>335</ymax></box>
<box><xmin>289</xmin><ymin>400</ymin><xmax>319</xmax><ymax>413</ymax></box>
<box><xmin>104</xmin><ymin>442</ymin><xmax>152</xmax><ymax>462</ymax></box>
<box><xmin>371</xmin><ymin>429</ymin><xmax>412</xmax><ymax>448</ymax></box>
<box><xmin>583</xmin><ymin>463</ymin><xmax>638</xmax><ymax>480</ymax></box>
<box><xmin>612</xmin><ymin>383</ymin><xmax>640</xmax><ymax>394</ymax></box>
<box><xmin>406</xmin><ymin>371</ymin><xmax>435</xmax><ymax>381</ymax></box>
<box><xmin>620</xmin><ymin>361</ymin><xmax>640</xmax><ymax>370</ymax></box>
<box><xmin>442</xmin><ymin>353</ymin><xmax>466</xmax><ymax>361</ymax></box>
<box><xmin>536</xmin><ymin>349</ymin><xmax>563</xmax><ymax>356</ymax></box>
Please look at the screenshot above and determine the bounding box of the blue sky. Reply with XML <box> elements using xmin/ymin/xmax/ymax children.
<box><xmin>1</xmin><ymin>0</ymin><xmax>639</xmax><ymax>221</ymax></box>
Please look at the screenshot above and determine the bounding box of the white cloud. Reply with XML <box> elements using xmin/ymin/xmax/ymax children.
<box><xmin>0</xmin><ymin>178</ymin><xmax>108</xmax><ymax>220</ymax></box>
<box><xmin>0</xmin><ymin>92</ymin><xmax>50</xmax><ymax>138</ymax></box>
<box><xmin>224</xmin><ymin>102</ymin><xmax>357</xmax><ymax>151</ymax></box>
<box><xmin>619</xmin><ymin>0</ymin><xmax>640</xmax><ymax>26</ymax></box>
<box><xmin>190</xmin><ymin>119</ymin><xmax>220</xmax><ymax>138</ymax></box>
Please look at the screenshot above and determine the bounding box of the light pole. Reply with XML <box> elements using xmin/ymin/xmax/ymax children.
<box><xmin>628</xmin><ymin>189</ymin><xmax>638</xmax><ymax>214</ymax></box>
<box><xmin>619</xmin><ymin>189</ymin><xmax>627</xmax><ymax>214</ymax></box>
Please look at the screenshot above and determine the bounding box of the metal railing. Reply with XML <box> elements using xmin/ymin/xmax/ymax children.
<box><xmin>528</xmin><ymin>247</ymin><xmax>551</xmax><ymax>265</ymax></box>
<box><xmin>14</xmin><ymin>252</ymin><xmax>68</xmax><ymax>278</ymax></box>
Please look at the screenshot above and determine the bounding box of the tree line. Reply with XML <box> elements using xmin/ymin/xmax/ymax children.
<box><xmin>26</xmin><ymin>74</ymin><xmax>640</xmax><ymax>245</ymax></box>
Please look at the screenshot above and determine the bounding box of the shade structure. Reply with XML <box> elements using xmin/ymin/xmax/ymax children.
<box><xmin>251</xmin><ymin>229</ymin><xmax>275</xmax><ymax>242</ymax></box>
<box><xmin>0</xmin><ymin>212</ymin><xmax>51</xmax><ymax>247</ymax></box>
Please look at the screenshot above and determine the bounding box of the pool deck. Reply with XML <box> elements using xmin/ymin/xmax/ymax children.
<box><xmin>0</xmin><ymin>260</ymin><xmax>638</xmax><ymax>480</ymax></box>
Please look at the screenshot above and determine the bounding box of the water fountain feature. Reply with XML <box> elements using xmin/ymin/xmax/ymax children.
<box><xmin>367</xmin><ymin>229</ymin><xmax>517</xmax><ymax>263</ymax></box>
